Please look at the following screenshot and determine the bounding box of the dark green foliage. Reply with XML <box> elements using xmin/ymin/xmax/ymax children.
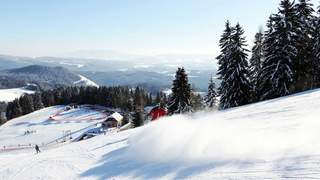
<box><xmin>204</xmin><ymin>76</ymin><xmax>217</xmax><ymax>108</ymax></box>
<box><xmin>19</xmin><ymin>95</ymin><xmax>34</xmax><ymax>115</ymax></box>
<box><xmin>133</xmin><ymin>87</ymin><xmax>146</xmax><ymax>109</ymax></box>
<box><xmin>311</xmin><ymin>5</ymin><xmax>320</xmax><ymax>88</ymax></box>
<box><xmin>41</xmin><ymin>90</ymin><xmax>55</xmax><ymax>107</ymax></box>
<box><xmin>6</xmin><ymin>99</ymin><xmax>22</xmax><ymax>119</ymax></box>
<box><xmin>168</xmin><ymin>67</ymin><xmax>192</xmax><ymax>114</ymax></box>
<box><xmin>258</xmin><ymin>0</ymin><xmax>298</xmax><ymax>100</ymax></box>
<box><xmin>294</xmin><ymin>0</ymin><xmax>315</xmax><ymax>91</ymax></box>
<box><xmin>216</xmin><ymin>20</ymin><xmax>233</xmax><ymax>81</ymax></box>
<box><xmin>32</xmin><ymin>93</ymin><xmax>44</xmax><ymax>110</ymax></box>
<box><xmin>132</xmin><ymin>111</ymin><xmax>144</xmax><ymax>128</ymax></box>
<box><xmin>249</xmin><ymin>29</ymin><xmax>264</xmax><ymax>101</ymax></box>
<box><xmin>132</xmin><ymin>108</ymin><xmax>144</xmax><ymax>128</ymax></box>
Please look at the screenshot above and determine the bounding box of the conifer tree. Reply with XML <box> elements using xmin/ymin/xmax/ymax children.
<box><xmin>217</xmin><ymin>23</ymin><xmax>252</xmax><ymax>109</ymax></box>
<box><xmin>249</xmin><ymin>29</ymin><xmax>264</xmax><ymax>101</ymax></box>
<box><xmin>311</xmin><ymin>6</ymin><xmax>320</xmax><ymax>88</ymax></box>
<box><xmin>294</xmin><ymin>0</ymin><xmax>315</xmax><ymax>91</ymax></box>
<box><xmin>204</xmin><ymin>76</ymin><xmax>217</xmax><ymax>108</ymax></box>
<box><xmin>33</xmin><ymin>93</ymin><xmax>44</xmax><ymax>110</ymax></box>
<box><xmin>9</xmin><ymin>99</ymin><xmax>22</xmax><ymax>119</ymax></box>
<box><xmin>132</xmin><ymin>106</ymin><xmax>144</xmax><ymax>127</ymax></box>
<box><xmin>42</xmin><ymin>90</ymin><xmax>55</xmax><ymax>107</ymax></box>
<box><xmin>19</xmin><ymin>95</ymin><xmax>34</xmax><ymax>115</ymax></box>
<box><xmin>191</xmin><ymin>93</ymin><xmax>204</xmax><ymax>111</ymax></box>
<box><xmin>133</xmin><ymin>86</ymin><xmax>146</xmax><ymax>109</ymax></box>
<box><xmin>168</xmin><ymin>67</ymin><xmax>192</xmax><ymax>114</ymax></box>
<box><xmin>132</xmin><ymin>111</ymin><xmax>143</xmax><ymax>128</ymax></box>
<box><xmin>216</xmin><ymin>20</ymin><xmax>234</xmax><ymax>82</ymax></box>
<box><xmin>258</xmin><ymin>0</ymin><xmax>298</xmax><ymax>100</ymax></box>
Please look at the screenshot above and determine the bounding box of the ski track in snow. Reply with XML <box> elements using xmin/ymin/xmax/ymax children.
<box><xmin>2</xmin><ymin>90</ymin><xmax>320</xmax><ymax>179</ymax></box>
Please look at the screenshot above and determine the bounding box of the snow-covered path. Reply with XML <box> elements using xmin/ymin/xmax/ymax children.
<box><xmin>2</xmin><ymin>89</ymin><xmax>320</xmax><ymax>179</ymax></box>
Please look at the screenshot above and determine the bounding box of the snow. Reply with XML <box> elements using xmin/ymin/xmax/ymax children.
<box><xmin>0</xmin><ymin>87</ymin><xmax>35</xmax><ymax>102</ymax></box>
<box><xmin>162</xmin><ymin>89</ymin><xmax>172</xmax><ymax>96</ymax></box>
<box><xmin>2</xmin><ymin>89</ymin><xmax>320</xmax><ymax>179</ymax></box>
<box><xmin>74</xmin><ymin>75</ymin><xmax>99</xmax><ymax>87</ymax></box>
<box><xmin>0</xmin><ymin>105</ymin><xmax>107</xmax><ymax>148</ymax></box>
<box><xmin>109</xmin><ymin>112</ymin><xmax>123</xmax><ymax>122</ymax></box>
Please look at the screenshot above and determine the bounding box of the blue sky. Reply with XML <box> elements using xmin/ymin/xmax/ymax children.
<box><xmin>0</xmin><ymin>0</ymin><xmax>317</xmax><ymax>58</ymax></box>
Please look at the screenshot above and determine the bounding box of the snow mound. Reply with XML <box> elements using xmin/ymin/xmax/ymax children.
<box><xmin>0</xmin><ymin>87</ymin><xmax>35</xmax><ymax>102</ymax></box>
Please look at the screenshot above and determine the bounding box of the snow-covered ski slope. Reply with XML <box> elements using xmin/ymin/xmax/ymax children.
<box><xmin>2</xmin><ymin>89</ymin><xmax>320</xmax><ymax>179</ymax></box>
<box><xmin>0</xmin><ymin>105</ymin><xmax>107</xmax><ymax>150</ymax></box>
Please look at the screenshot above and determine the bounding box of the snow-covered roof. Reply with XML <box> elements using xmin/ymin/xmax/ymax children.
<box><xmin>107</xmin><ymin>112</ymin><xmax>123</xmax><ymax>122</ymax></box>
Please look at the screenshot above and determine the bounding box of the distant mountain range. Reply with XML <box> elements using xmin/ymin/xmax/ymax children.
<box><xmin>0</xmin><ymin>65</ymin><xmax>98</xmax><ymax>90</ymax></box>
<box><xmin>0</xmin><ymin>54</ymin><xmax>217</xmax><ymax>72</ymax></box>
<box><xmin>81</xmin><ymin>69</ymin><xmax>214</xmax><ymax>93</ymax></box>
<box><xmin>0</xmin><ymin>54</ymin><xmax>218</xmax><ymax>92</ymax></box>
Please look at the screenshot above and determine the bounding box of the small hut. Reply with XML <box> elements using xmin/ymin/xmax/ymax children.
<box><xmin>102</xmin><ymin>112</ymin><xmax>123</xmax><ymax>128</ymax></box>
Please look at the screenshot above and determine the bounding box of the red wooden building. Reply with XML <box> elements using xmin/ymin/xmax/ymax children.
<box><xmin>149</xmin><ymin>106</ymin><xmax>167</xmax><ymax>121</ymax></box>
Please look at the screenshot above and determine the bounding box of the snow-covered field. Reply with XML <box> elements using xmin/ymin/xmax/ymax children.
<box><xmin>2</xmin><ymin>89</ymin><xmax>320</xmax><ymax>179</ymax></box>
<box><xmin>0</xmin><ymin>87</ymin><xmax>35</xmax><ymax>102</ymax></box>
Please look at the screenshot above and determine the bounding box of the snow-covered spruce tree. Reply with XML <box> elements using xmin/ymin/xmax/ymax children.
<box><xmin>258</xmin><ymin>0</ymin><xmax>298</xmax><ymax>100</ymax></box>
<box><xmin>133</xmin><ymin>86</ymin><xmax>148</xmax><ymax>110</ymax></box>
<box><xmin>19</xmin><ymin>95</ymin><xmax>34</xmax><ymax>115</ymax></box>
<box><xmin>191</xmin><ymin>93</ymin><xmax>204</xmax><ymax>112</ymax></box>
<box><xmin>33</xmin><ymin>93</ymin><xmax>44</xmax><ymax>111</ymax></box>
<box><xmin>216</xmin><ymin>20</ymin><xmax>233</xmax><ymax>82</ymax></box>
<box><xmin>217</xmin><ymin>23</ymin><xmax>252</xmax><ymax>109</ymax></box>
<box><xmin>7</xmin><ymin>99</ymin><xmax>23</xmax><ymax>119</ymax></box>
<box><xmin>294</xmin><ymin>0</ymin><xmax>315</xmax><ymax>91</ymax></box>
<box><xmin>132</xmin><ymin>107</ymin><xmax>144</xmax><ymax>128</ymax></box>
<box><xmin>311</xmin><ymin>6</ymin><xmax>320</xmax><ymax>88</ymax></box>
<box><xmin>249</xmin><ymin>29</ymin><xmax>264</xmax><ymax>101</ymax></box>
<box><xmin>168</xmin><ymin>67</ymin><xmax>192</xmax><ymax>114</ymax></box>
<box><xmin>41</xmin><ymin>90</ymin><xmax>55</xmax><ymax>107</ymax></box>
<box><xmin>204</xmin><ymin>76</ymin><xmax>217</xmax><ymax>108</ymax></box>
<box><xmin>216</xmin><ymin>21</ymin><xmax>233</xmax><ymax>109</ymax></box>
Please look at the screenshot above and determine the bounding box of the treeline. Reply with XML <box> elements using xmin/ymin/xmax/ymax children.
<box><xmin>6</xmin><ymin>86</ymin><xmax>157</xmax><ymax>120</ymax></box>
<box><xmin>216</xmin><ymin>0</ymin><xmax>320</xmax><ymax>109</ymax></box>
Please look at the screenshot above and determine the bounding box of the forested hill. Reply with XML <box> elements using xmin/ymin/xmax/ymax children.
<box><xmin>0</xmin><ymin>65</ymin><xmax>98</xmax><ymax>90</ymax></box>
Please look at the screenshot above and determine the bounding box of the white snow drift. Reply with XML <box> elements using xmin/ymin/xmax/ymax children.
<box><xmin>1</xmin><ymin>89</ymin><xmax>320</xmax><ymax>179</ymax></box>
